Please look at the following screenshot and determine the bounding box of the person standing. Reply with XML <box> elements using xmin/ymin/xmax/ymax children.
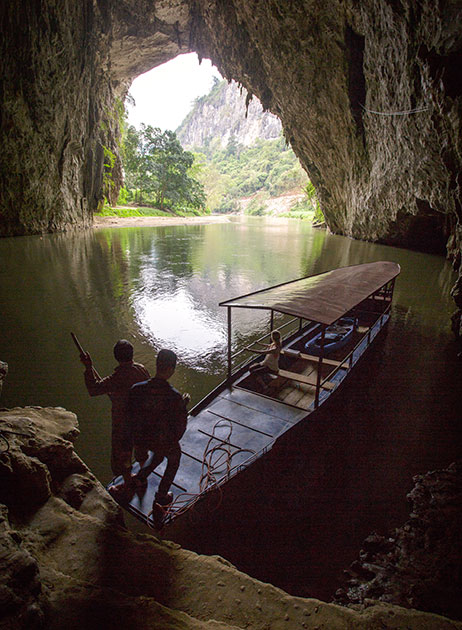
<box><xmin>129</xmin><ymin>348</ymin><xmax>189</xmax><ymax>506</ymax></box>
<box><xmin>80</xmin><ymin>339</ymin><xmax>150</xmax><ymax>492</ymax></box>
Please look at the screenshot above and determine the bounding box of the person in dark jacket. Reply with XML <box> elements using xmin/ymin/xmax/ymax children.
<box><xmin>129</xmin><ymin>348</ymin><xmax>189</xmax><ymax>506</ymax></box>
<box><xmin>80</xmin><ymin>339</ymin><xmax>150</xmax><ymax>491</ymax></box>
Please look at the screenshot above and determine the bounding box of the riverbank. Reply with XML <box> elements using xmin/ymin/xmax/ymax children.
<box><xmin>93</xmin><ymin>214</ymin><xmax>234</xmax><ymax>229</ymax></box>
<box><xmin>1</xmin><ymin>406</ymin><xmax>461</xmax><ymax>630</ymax></box>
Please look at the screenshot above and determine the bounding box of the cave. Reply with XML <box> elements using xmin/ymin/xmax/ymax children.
<box><xmin>2</xmin><ymin>0</ymin><xmax>462</xmax><ymax>321</ymax></box>
<box><xmin>1</xmin><ymin>3</ymin><xmax>462</xmax><ymax>625</ymax></box>
<box><xmin>379</xmin><ymin>198</ymin><xmax>452</xmax><ymax>254</ymax></box>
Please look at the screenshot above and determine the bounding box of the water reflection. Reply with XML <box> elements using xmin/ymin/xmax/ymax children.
<box><xmin>0</xmin><ymin>216</ymin><xmax>460</xmax><ymax>600</ymax></box>
<box><xmin>134</xmin><ymin>287</ymin><xmax>226</xmax><ymax>367</ymax></box>
<box><xmin>96</xmin><ymin>219</ymin><xmax>331</xmax><ymax>376</ymax></box>
<box><xmin>0</xmin><ymin>218</ymin><xmax>457</xmax><ymax>479</ymax></box>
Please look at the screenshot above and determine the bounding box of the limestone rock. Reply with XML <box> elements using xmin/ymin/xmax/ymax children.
<box><xmin>335</xmin><ymin>462</ymin><xmax>462</xmax><ymax>621</ymax></box>
<box><xmin>176</xmin><ymin>79</ymin><xmax>282</xmax><ymax>149</ymax></box>
<box><xmin>0</xmin><ymin>448</ymin><xmax>51</xmax><ymax>513</ymax></box>
<box><xmin>0</xmin><ymin>407</ymin><xmax>82</xmax><ymax>515</ymax></box>
<box><xmin>0</xmin><ymin>362</ymin><xmax>8</xmax><ymax>399</ymax></box>
<box><xmin>0</xmin><ymin>506</ymin><xmax>45</xmax><ymax>630</ymax></box>
<box><xmin>0</xmin><ymin>406</ymin><xmax>461</xmax><ymax>629</ymax></box>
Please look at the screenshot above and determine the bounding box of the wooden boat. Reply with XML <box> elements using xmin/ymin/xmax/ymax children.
<box><xmin>109</xmin><ymin>261</ymin><xmax>400</xmax><ymax>529</ymax></box>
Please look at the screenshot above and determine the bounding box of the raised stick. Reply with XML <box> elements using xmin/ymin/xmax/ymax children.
<box><xmin>71</xmin><ymin>332</ymin><xmax>101</xmax><ymax>379</ymax></box>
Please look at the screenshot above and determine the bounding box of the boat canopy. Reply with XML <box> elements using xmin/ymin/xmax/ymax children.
<box><xmin>219</xmin><ymin>261</ymin><xmax>400</xmax><ymax>326</ymax></box>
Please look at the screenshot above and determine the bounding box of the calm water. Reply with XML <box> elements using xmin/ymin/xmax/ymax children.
<box><xmin>1</xmin><ymin>216</ymin><xmax>460</xmax><ymax>598</ymax></box>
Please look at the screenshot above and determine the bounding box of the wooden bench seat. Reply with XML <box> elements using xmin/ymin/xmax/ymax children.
<box><xmin>277</xmin><ymin>369</ymin><xmax>335</xmax><ymax>390</ymax></box>
<box><xmin>282</xmin><ymin>349</ymin><xmax>342</xmax><ymax>368</ymax></box>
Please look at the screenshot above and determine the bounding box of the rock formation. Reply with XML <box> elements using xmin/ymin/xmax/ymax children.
<box><xmin>1</xmin><ymin>1</ymin><xmax>461</xmax><ymax>318</ymax></box>
<box><xmin>0</xmin><ymin>362</ymin><xmax>8</xmax><ymax>398</ymax></box>
<box><xmin>335</xmin><ymin>461</ymin><xmax>462</xmax><ymax>621</ymax></box>
<box><xmin>1</xmin><ymin>406</ymin><xmax>461</xmax><ymax>630</ymax></box>
<box><xmin>176</xmin><ymin>79</ymin><xmax>282</xmax><ymax>149</ymax></box>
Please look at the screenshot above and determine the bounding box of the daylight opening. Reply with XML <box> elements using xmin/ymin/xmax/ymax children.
<box><xmin>107</xmin><ymin>53</ymin><xmax>322</xmax><ymax>223</ymax></box>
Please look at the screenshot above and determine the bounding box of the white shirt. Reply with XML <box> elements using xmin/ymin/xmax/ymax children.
<box><xmin>262</xmin><ymin>344</ymin><xmax>280</xmax><ymax>371</ymax></box>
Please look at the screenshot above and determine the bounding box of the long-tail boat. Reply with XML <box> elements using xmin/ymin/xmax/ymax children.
<box><xmin>110</xmin><ymin>260</ymin><xmax>400</xmax><ymax>529</ymax></box>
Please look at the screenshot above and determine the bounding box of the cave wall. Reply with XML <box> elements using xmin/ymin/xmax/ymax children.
<box><xmin>1</xmin><ymin>0</ymin><xmax>462</xmax><ymax>312</ymax></box>
<box><xmin>1</xmin><ymin>1</ymin><xmax>106</xmax><ymax>235</ymax></box>
<box><xmin>190</xmin><ymin>0</ymin><xmax>462</xmax><ymax>250</ymax></box>
<box><xmin>0</xmin><ymin>0</ymin><xmax>190</xmax><ymax>236</ymax></box>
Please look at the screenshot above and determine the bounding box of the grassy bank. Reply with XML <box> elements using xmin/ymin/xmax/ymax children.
<box><xmin>96</xmin><ymin>205</ymin><xmax>206</xmax><ymax>218</ymax></box>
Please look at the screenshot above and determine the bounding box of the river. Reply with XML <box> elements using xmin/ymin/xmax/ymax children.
<box><xmin>0</xmin><ymin>216</ymin><xmax>460</xmax><ymax>599</ymax></box>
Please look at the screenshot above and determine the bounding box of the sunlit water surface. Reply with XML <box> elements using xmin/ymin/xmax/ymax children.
<box><xmin>1</xmin><ymin>216</ymin><xmax>460</xmax><ymax>599</ymax></box>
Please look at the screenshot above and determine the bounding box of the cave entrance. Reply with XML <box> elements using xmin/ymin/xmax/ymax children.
<box><xmin>120</xmin><ymin>52</ymin><xmax>309</xmax><ymax>216</ymax></box>
<box><xmin>116</xmin><ymin>52</ymin><xmax>222</xmax><ymax>210</ymax></box>
<box><xmin>126</xmin><ymin>53</ymin><xmax>221</xmax><ymax>132</ymax></box>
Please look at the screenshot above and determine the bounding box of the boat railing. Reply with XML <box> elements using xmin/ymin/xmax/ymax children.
<box><xmin>190</xmin><ymin>317</ymin><xmax>311</xmax><ymax>416</ymax></box>
<box><xmin>230</xmin><ymin>316</ymin><xmax>303</xmax><ymax>373</ymax></box>
<box><xmin>316</xmin><ymin>300</ymin><xmax>393</xmax><ymax>395</ymax></box>
<box><xmin>229</xmin><ymin>293</ymin><xmax>392</xmax><ymax>405</ymax></box>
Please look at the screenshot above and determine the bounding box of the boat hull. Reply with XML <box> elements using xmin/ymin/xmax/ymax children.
<box><xmin>107</xmin><ymin>262</ymin><xmax>399</xmax><ymax>530</ymax></box>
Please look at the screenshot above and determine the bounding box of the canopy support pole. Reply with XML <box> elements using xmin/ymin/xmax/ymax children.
<box><xmin>227</xmin><ymin>306</ymin><xmax>232</xmax><ymax>380</ymax></box>
<box><xmin>314</xmin><ymin>326</ymin><xmax>326</xmax><ymax>408</ymax></box>
<box><xmin>270</xmin><ymin>309</ymin><xmax>274</xmax><ymax>332</ymax></box>
<box><xmin>390</xmin><ymin>278</ymin><xmax>396</xmax><ymax>300</ymax></box>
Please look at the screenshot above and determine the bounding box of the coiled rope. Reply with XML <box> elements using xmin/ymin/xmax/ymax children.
<box><xmin>147</xmin><ymin>419</ymin><xmax>256</xmax><ymax>530</ymax></box>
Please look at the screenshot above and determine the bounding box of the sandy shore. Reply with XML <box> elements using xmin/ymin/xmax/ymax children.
<box><xmin>93</xmin><ymin>214</ymin><xmax>234</xmax><ymax>229</ymax></box>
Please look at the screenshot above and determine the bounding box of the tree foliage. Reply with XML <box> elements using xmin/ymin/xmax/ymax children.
<box><xmin>122</xmin><ymin>124</ymin><xmax>206</xmax><ymax>212</ymax></box>
<box><xmin>193</xmin><ymin>134</ymin><xmax>309</xmax><ymax>213</ymax></box>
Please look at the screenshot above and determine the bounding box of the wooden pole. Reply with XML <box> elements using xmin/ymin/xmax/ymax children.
<box><xmin>227</xmin><ymin>307</ymin><xmax>232</xmax><ymax>381</ymax></box>
<box><xmin>70</xmin><ymin>332</ymin><xmax>85</xmax><ymax>355</ymax></box>
<box><xmin>314</xmin><ymin>326</ymin><xmax>326</xmax><ymax>408</ymax></box>
<box><xmin>71</xmin><ymin>332</ymin><xmax>101</xmax><ymax>379</ymax></box>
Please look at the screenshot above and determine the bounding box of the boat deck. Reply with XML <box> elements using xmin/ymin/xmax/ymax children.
<box><xmin>236</xmin><ymin>312</ymin><xmax>387</xmax><ymax>412</ymax></box>
<box><xmin>124</xmin><ymin>385</ymin><xmax>305</xmax><ymax>527</ymax></box>
<box><xmin>117</xmin><ymin>308</ymin><xmax>390</xmax><ymax>529</ymax></box>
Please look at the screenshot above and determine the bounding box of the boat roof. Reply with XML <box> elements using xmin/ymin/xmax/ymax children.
<box><xmin>219</xmin><ymin>261</ymin><xmax>400</xmax><ymax>325</ymax></box>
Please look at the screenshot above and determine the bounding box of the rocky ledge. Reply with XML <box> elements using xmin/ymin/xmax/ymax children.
<box><xmin>335</xmin><ymin>461</ymin><xmax>462</xmax><ymax>621</ymax></box>
<box><xmin>0</xmin><ymin>406</ymin><xmax>460</xmax><ymax>630</ymax></box>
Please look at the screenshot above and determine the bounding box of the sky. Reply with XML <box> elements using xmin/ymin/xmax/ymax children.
<box><xmin>126</xmin><ymin>53</ymin><xmax>223</xmax><ymax>132</ymax></box>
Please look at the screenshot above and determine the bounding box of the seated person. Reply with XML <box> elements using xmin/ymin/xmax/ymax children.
<box><xmin>247</xmin><ymin>330</ymin><xmax>281</xmax><ymax>386</ymax></box>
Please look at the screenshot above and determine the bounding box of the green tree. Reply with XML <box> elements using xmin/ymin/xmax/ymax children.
<box><xmin>194</xmin><ymin>133</ymin><xmax>309</xmax><ymax>214</ymax></box>
<box><xmin>123</xmin><ymin>125</ymin><xmax>143</xmax><ymax>202</ymax></box>
<box><xmin>225</xmin><ymin>134</ymin><xmax>241</xmax><ymax>158</ymax></box>
<box><xmin>122</xmin><ymin>125</ymin><xmax>205</xmax><ymax>212</ymax></box>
